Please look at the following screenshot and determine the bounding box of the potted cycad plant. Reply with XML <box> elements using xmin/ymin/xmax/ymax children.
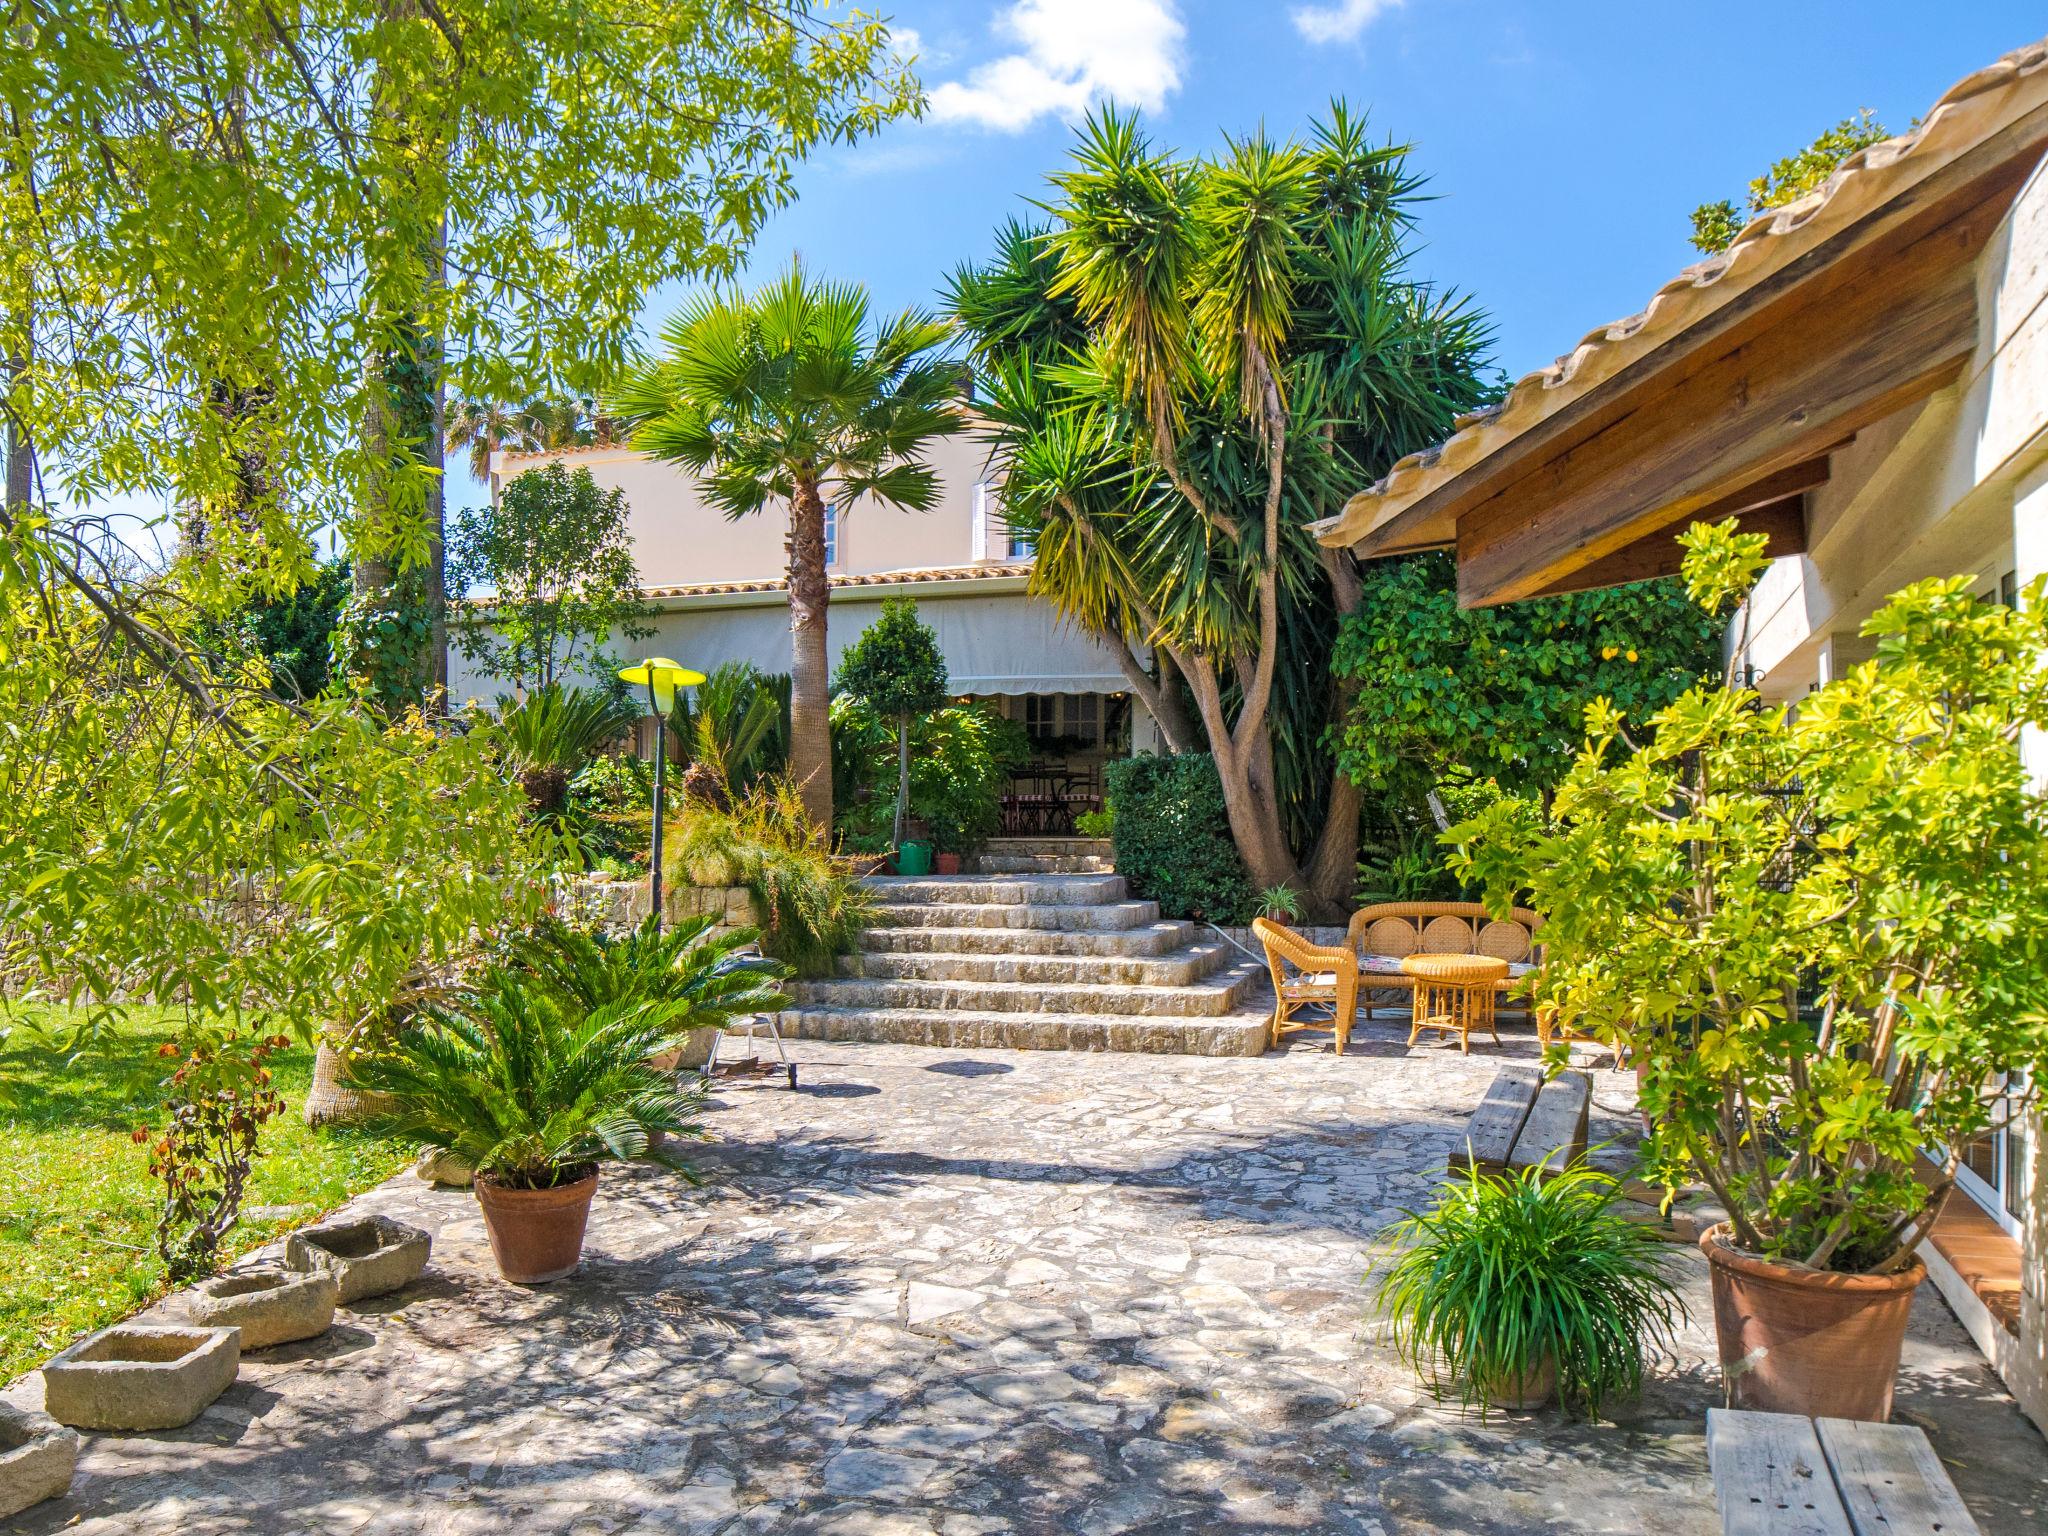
<box><xmin>1452</xmin><ymin>520</ymin><xmax>2048</xmax><ymax>1420</ymax></box>
<box><xmin>352</xmin><ymin>980</ymin><xmax>707</xmax><ymax>1284</ymax></box>
<box><xmin>1375</xmin><ymin>1160</ymin><xmax>1684</xmax><ymax>1416</ymax></box>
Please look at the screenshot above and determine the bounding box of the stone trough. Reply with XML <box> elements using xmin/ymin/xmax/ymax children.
<box><xmin>285</xmin><ymin>1213</ymin><xmax>430</xmax><ymax>1303</ymax></box>
<box><xmin>41</xmin><ymin>1324</ymin><xmax>240</xmax><ymax>1431</ymax></box>
<box><xmin>0</xmin><ymin>1402</ymin><xmax>78</xmax><ymax>1519</ymax></box>
<box><xmin>181</xmin><ymin>1267</ymin><xmax>339</xmax><ymax>1349</ymax></box>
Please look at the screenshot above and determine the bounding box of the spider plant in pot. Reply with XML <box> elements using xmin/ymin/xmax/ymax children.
<box><xmin>1450</xmin><ymin>521</ymin><xmax>2048</xmax><ymax>1420</ymax></box>
<box><xmin>1373</xmin><ymin>1159</ymin><xmax>1685</xmax><ymax>1417</ymax></box>
<box><xmin>353</xmin><ymin>980</ymin><xmax>707</xmax><ymax>1284</ymax></box>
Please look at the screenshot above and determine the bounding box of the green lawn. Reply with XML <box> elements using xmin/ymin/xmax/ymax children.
<box><xmin>0</xmin><ymin>1008</ymin><xmax>412</xmax><ymax>1384</ymax></box>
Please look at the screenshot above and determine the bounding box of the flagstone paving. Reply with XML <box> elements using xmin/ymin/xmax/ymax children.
<box><xmin>6</xmin><ymin>1025</ymin><xmax>2045</xmax><ymax>1535</ymax></box>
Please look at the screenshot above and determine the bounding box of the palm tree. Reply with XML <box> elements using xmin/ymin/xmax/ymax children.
<box><xmin>445</xmin><ymin>396</ymin><xmax>553</xmax><ymax>481</ymax></box>
<box><xmin>613</xmin><ymin>264</ymin><xmax>965</xmax><ymax>836</ymax></box>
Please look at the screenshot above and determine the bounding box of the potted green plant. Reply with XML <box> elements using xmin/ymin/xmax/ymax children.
<box><xmin>1374</xmin><ymin>1160</ymin><xmax>1684</xmax><ymax>1417</ymax></box>
<box><xmin>1451</xmin><ymin>520</ymin><xmax>2048</xmax><ymax>1421</ymax></box>
<box><xmin>352</xmin><ymin>980</ymin><xmax>706</xmax><ymax>1284</ymax></box>
<box><xmin>1257</xmin><ymin>885</ymin><xmax>1305</xmax><ymax>924</ymax></box>
<box><xmin>834</xmin><ymin>597</ymin><xmax>950</xmax><ymax>868</ymax></box>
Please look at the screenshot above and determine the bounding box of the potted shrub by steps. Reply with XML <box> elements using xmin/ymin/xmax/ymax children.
<box><xmin>1374</xmin><ymin>1160</ymin><xmax>1683</xmax><ymax>1419</ymax></box>
<box><xmin>1450</xmin><ymin>520</ymin><xmax>2048</xmax><ymax>1420</ymax></box>
<box><xmin>351</xmin><ymin>979</ymin><xmax>709</xmax><ymax>1284</ymax></box>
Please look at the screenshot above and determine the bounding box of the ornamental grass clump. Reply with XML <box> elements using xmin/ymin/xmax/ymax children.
<box><xmin>1450</xmin><ymin>519</ymin><xmax>2048</xmax><ymax>1277</ymax></box>
<box><xmin>1373</xmin><ymin>1159</ymin><xmax>1685</xmax><ymax>1419</ymax></box>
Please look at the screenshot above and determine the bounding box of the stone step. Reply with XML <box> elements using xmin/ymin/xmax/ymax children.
<box><xmin>839</xmin><ymin>943</ymin><xmax>1230</xmax><ymax>989</ymax></box>
<box><xmin>874</xmin><ymin>899</ymin><xmax>1163</xmax><ymax>932</ymax></box>
<box><xmin>861</xmin><ymin>921</ymin><xmax>1199</xmax><ymax>958</ymax></box>
<box><xmin>974</xmin><ymin>853</ymin><xmax>1115</xmax><ymax>874</ymax></box>
<box><xmin>980</xmin><ymin>837</ymin><xmax>1113</xmax><ymax>857</ymax></box>
<box><xmin>861</xmin><ymin>874</ymin><xmax>1128</xmax><ymax>907</ymax></box>
<box><xmin>789</xmin><ymin>961</ymin><xmax>1263</xmax><ymax>1018</ymax></box>
<box><xmin>779</xmin><ymin>1003</ymin><xmax>1270</xmax><ymax>1058</ymax></box>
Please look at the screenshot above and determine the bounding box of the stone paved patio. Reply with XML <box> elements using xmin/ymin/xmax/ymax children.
<box><xmin>5</xmin><ymin>1022</ymin><xmax>2045</xmax><ymax>1535</ymax></box>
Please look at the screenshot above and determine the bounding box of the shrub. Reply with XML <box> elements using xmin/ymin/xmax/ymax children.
<box><xmin>1373</xmin><ymin>1160</ymin><xmax>1685</xmax><ymax>1420</ymax></box>
<box><xmin>1451</xmin><ymin>519</ymin><xmax>2048</xmax><ymax>1274</ymax></box>
<box><xmin>832</xmin><ymin>697</ymin><xmax>1026</xmax><ymax>855</ymax></box>
<box><xmin>565</xmin><ymin>751</ymin><xmax>653</xmax><ymax>867</ymax></box>
<box><xmin>671</xmin><ymin>778</ymin><xmax>877</xmax><ymax>977</ymax></box>
<box><xmin>353</xmin><ymin>982</ymin><xmax>706</xmax><ymax>1190</ymax></box>
<box><xmin>1104</xmin><ymin>755</ymin><xmax>1254</xmax><ymax>924</ymax></box>
<box><xmin>1073</xmin><ymin>806</ymin><xmax>1113</xmax><ymax>839</ymax></box>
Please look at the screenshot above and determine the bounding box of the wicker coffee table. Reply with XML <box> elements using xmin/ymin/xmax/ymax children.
<box><xmin>1401</xmin><ymin>953</ymin><xmax>1508</xmax><ymax>1053</ymax></box>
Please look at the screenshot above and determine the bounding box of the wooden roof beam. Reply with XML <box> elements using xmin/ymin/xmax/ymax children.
<box><xmin>1451</xmin><ymin>184</ymin><xmax>1994</xmax><ymax>608</ymax></box>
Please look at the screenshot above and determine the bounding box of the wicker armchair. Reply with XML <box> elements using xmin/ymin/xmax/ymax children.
<box><xmin>1251</xmin><ymin>917</ymin><xmax>1362</xmax><ymax>1055</ymax></box>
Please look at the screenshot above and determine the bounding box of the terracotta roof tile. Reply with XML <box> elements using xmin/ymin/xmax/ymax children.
<box><xmin>642</xmin><ymin>562</ymin><xmax>1033</xmax><ymax>600</ymax></box>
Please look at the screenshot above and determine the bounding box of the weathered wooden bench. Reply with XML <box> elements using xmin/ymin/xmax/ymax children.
<box><xmin>1707</xmin><ymin>1408</ymin><xmax>1982</xmax><ymax>1536</ymax></box>
<box><xmin>1449</xmin><ymin>1064</ymin><xmax>1590</xmax><ymax>1176</ymax></box>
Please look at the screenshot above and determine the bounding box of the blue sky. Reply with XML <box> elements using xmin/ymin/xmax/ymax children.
<box><xmin>123</xmin><ymin>2</ymin><xmax>2048</xmax><ymax>531</ymax></box>
<box><xmin>450</xmin><ymin>0</ymin><xmax>2045</xmax><ymax>509</ymax></box>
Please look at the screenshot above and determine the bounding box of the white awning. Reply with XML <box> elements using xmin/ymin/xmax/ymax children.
<box><xmin>448</xmin><ymin>587</ymin><xmax>1143</xmax><ymax>703</ymax></box>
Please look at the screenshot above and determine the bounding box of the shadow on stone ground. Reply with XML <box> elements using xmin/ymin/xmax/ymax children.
<box><xmin>4</xmin><ymin>1027</ymin><xmax>2043</xmax><ymax>1535</ymax></box>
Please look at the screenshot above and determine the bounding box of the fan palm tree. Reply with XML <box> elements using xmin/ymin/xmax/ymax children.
<box><xmin>612</xmin><ymin>264</ymin><xmax>967</xmax><ymax>836</ymax></box>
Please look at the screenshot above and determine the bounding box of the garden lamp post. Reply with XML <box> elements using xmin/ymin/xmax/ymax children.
<box><xmin>618</xmin><ymin>658</ymin><xmax>705</xmax><ymax>931</ymax></box>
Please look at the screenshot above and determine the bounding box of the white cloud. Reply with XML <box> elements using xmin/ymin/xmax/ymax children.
<box><xmin>1289</xmin><ymin>0</ymin><xmax>1402</xmax><ymax>46</ymax></box>
<box><xmin>926</xmin><ymin>0</ymin><xmax>1186</xmax><ymax>134</ymax></box>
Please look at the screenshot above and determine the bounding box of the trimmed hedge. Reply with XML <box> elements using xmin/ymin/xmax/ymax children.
<box><xmin>1104</xmin><ymin>754</ymin><xmax>1255</xmax><ymax>924</ymax></box>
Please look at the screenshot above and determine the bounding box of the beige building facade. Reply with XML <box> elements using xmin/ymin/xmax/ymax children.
<box><xmin>448</xmin><ymin>425</ymin><xmax>1166</xmax><ymax>828</ymax></box>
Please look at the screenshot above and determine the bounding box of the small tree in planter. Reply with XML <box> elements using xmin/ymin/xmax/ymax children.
<box><xmin>1450</xmin><ymin>520</ymin><xmax>2048</xmax><ymax>1420</ymax></box>
<box><xmin>834</xmin><ymin>597</ymin><xmax>950</xmax><ymax>853</ymax></box>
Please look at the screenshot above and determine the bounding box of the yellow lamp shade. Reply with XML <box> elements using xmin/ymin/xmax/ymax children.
<box><xmin>618</xmin><ymin>657</ymin><xmax>706</xmax><ymax>716</ymax></box>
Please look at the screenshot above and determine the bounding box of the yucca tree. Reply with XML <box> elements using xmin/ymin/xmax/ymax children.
<box><xmin>351</xmin><ymin>981</ymin><xmax>708</xmax><ymax>1189</ymax></box>
<box><xmin>949</xmin><ymin>105</ymin><xmax>1493</xmax><ymax>915</ymax></box>
<box><xmin>612</xmin><ymin>264</ymin><xmax>967</xmax><ymax>836</ymax></box>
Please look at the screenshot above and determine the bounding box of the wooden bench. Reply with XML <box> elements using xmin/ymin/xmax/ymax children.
<box><xmin>1707</xmin><ymin>1408</ymin><xmax>1982</xmax><ymax>1536</ymax></box>
<box><xmin>1450</xmin><ymin>1064</ymin><xmax>1590</xmax><ymax>1176</ymax></box>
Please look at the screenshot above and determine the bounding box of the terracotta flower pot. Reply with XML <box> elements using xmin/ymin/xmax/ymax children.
<box><xmin>473</xmin><ymin>1169</ymin><xmax>599</xmax><ymax>1284</ymax></box>
<box><xmin>1479</xmin><ymin>1352</ymin><xmax>1557</xmax><ymax>1411</ymax></box>
<box><xmin>1700</xmin><ymin>1223</ymin><xmax>1924</xmax><ymax>1422</ymax></box>
<box><xmin>934</xmin><ymin>852</ymin><xmax>962</xmax><ymax>876</ymax></box>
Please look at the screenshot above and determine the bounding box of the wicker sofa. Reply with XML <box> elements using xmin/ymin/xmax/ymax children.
<box><xmin>1345</xmin><ymin>901</ymin><xmax>1544</xmax><ymax>1020</ymax></box>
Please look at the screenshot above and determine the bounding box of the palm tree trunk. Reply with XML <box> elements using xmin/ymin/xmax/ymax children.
<box><xmin>788</xmin><ymin>473</ymin><xmax>835</xmax><ymax>837</ymax></box>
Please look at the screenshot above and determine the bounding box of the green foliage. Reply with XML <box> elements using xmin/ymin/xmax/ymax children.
<box><xmin>1451</xmin><ymin>519</ymin><xmax>2048</xmax><ymax>1274</ymax></box>
<box><xmin>1104</xmin><ymin>755</ymin><xmax>1255</xmax><ymax>923</ymax></box>
<box><xmin>209</xmin><ymin>559</ymin><xmax>351</xmax><ymax>700</ymax></box>
<box><xmin>0</xmin><ymin>529</ymin><xmax>560</xmax><ymax>1050</ymax></box>
<box><xmin>1257</xmin><ymin>885</ymin><xmax>1304</xmax><ymax>923</ymax></box>
<box><xmin>352</xmin><ymin>981</ymin><xmax>707</xmax><ymax>1190</ymax></box>
<box><xmin>832</xmin><ymin>697</ymin><xmax>1028</xmax><ymax>854</ymax></box>
<box><xmin>449</xmin><ymin>464</ymin><xmax>657</xmax><ymax>694</ymax></box>
<box><xmin>1332</xmin><ymin>553</ymin><xmax>1722</xmax><ymax>801</ymax></box>
<box><xmin>566</xmin><ymin>752</ymin><xmax>654</xmax><ymax>867</ymax></box>
<box><xmin>486</xmin><ymin>684</ymin><xmax>638</xmax><ymax>822</ymax></box>
<box><xmin>616</xmin><ymin>264</ymin><xmax>968</xmax><ymax>524</ymax></box>
<box><xmin>676</xmin><ymin>662</ymin><xmax>792</xmax><ymax>802</ymax></box>
<box><xmin>951</xmin><ymin>102</ymin><xmax>1496</xmax><ymax>901</ymax></box>
<box><xmin>1073</xmin><ymin>806</ymin><xmax>1114</xmax><ymax>839</ymax></box>
<box><xmin>670</xmin><ymin>779</ymin><xmax>878</xmax><ymax>977</ymax></box>
<box><xmin>835</xmin><ymin>598</ymin><xmax>950</xmax><ymax>716</ymax></box>
<box><xmin>1689</xmin><ymin>110</ymin><xmax>1893</xmax><ymax>255</ymax></box>
<box><xmin>1374</xmin><ymin>1160</ymin><xmax>1685</xmax><ymax>1420</ymax></box>
<box><xmin>3</xmin><ymin>4</ymin><xmax>917</xmax><ymax>555</ymax></box>
<box><xmin>145</xmin><ymin>1029</ymin><xmax>291</xmax><ymax>1283</ymax></box>
<box><xmin>513</xmin><ymin>912</ymin><xmax>791</xmax><ymax>1038</ymax></box>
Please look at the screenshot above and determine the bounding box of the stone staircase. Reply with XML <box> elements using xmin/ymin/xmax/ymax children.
<box><xmin>782</xmin><ymin>868</ymin><xmax>1272</xmax><ymax>1057</ymax></box>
